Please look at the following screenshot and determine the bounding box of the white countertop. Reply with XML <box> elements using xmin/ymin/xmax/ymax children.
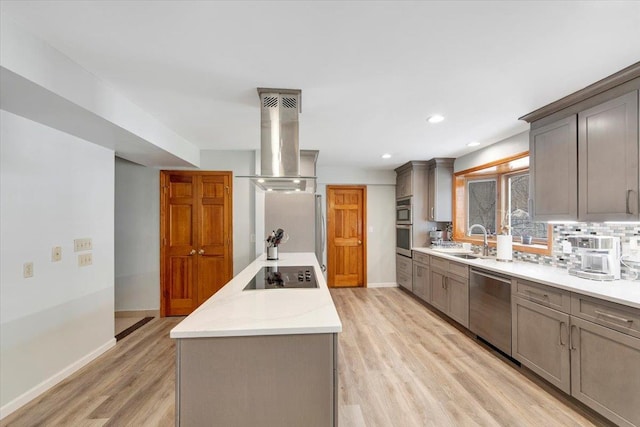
<box><xmin>170</xmin><ymin>252</ymin><xmax>342</xmax><ymax>339</ymax></box>
<box><xmin>413</xmin><ymin>247</ymin><xmax>640</xmax><ymax>310</ymax></box>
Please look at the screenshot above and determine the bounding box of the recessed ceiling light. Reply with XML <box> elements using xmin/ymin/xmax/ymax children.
<box><xmin>257</xmin><ymin>178</ymin><xmax>265</xmax><ymax>183</ymax></box>
<box><xmin>467</xmin><ymin>141</ymin><xmax>480</xmax><ymax>147</ymax></box>
<box><xmin>293</xmin><ymin>179</ymin><xmax>300</xmax><ymax>184</ymax></box>
<box><xmin>381</xmin><ymin>153</ymin><xmax>392</xmax><ymax>159</ymax></box>
<box><xmin>427</xmin><ymin>115</ymin><xmax>445</xmax><ymax>124</ymax></box>
<box><xmin>266</xmin><ymin>188</ymin><xmax>273</xmax><ymax>192</ymax></box>
<box><xmin>295</xmin><ymin>189</ymin><xmax>301</xmax><ymax>192</ymax></box>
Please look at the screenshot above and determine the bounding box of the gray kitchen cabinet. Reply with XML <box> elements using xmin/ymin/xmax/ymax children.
<box><xmin>427</xmin><ymin>158</ymin><xmax>454</xmax><ymax>222</ymax></box>
<box><xmin>522</xmin><ymin>64</ymin><xmax>640</xmax><ymax>223</ymax></box>
<box><xmin>578</xmin><ymin>90</ymin><xmax>639</xmax><ymax>221</ymax></box>
<box><xmin>396</xmin><ymin>169</ymin><xmax>412</xmax><ymax>199</ymax></box>
<box><xmin>396</xmin><ymin>254</ymin><xmax>412</xmax><ymax>291</ymax></box>
<box><xmin>512</xmin><ymin>296</ymin><xmax>571</xmax><ymax>393</ymax></box>
<box><xmin>395</xmin><ymin>161</ymin><xmax>428</xmax><ymax>201</ymax></box>
<box><xmin>429</xmin><ymin>256</ymin><xmax>469</xmax><ymax>328</ymax></box>
<box><xmin>529</xmin><ymin>115</ymin><xmax>578</xmax><ymax>221</ymax></box>
<box><xmin>570</xmin><ymin>316</ymin><xmax>640</xmax><ymax>427</ymax></box>
<box><xmin>412</xmin><ymin>252</ymin><xmax>430</xmax><ymax>302</ymax></box>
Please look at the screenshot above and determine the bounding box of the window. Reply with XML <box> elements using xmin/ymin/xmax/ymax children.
<box><xmin>467</xmin><ymin>179</ymin><xmax>496</xmax><ymax>234</ymax></box>
<box><xmin>454</xmin><ymin>153</ymin><xmax>551</xmax><ymax>255</ymax></box>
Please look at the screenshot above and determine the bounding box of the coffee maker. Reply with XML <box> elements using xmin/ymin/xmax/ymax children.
<box><xmin>567</xmin><ymin>236</ymin><xmax>621</xmax><ymax>281</ymax></box>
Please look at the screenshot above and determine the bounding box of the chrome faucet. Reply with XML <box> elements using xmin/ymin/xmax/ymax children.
<box><xmin>468</xmin><ymin>224</ymin><xmax>489</xmax><ymax>256</ymax></box>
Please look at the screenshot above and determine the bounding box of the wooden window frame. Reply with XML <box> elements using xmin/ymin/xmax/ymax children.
<box><xmin>452</xmin><ymin>152</ymin><xmax>552</xmax><ymax>256</ymax></box>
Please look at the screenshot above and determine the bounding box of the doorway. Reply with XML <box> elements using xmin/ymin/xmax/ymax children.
<box><xmin>160</xmin><ymin>171</ymin><xmax>233</xmax><ymax>316</ymax></box>
<box><xmin>326</xmin><ymin>185</ymin><xmax>367</xmax><ymax>287</ymax></box>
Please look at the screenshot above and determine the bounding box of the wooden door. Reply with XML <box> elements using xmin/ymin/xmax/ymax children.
<box><xmin>327</xmin><ymin>186</ymin><xmax>366</xmax><ymax>287</ymax></box>
<box><xmin>161</xmin><ymin>171</ymin><xmax>233</xmax><ymax>316</ymax></box>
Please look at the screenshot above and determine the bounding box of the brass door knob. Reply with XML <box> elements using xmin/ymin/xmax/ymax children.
<box><xmin>198</xmin><ymin>249</ymin><xmax>205</xmax><ymax>255</ymax></box>
<box><xmin>189</xmin><ymin>249</ymin><xmax>196</xmax><ymax>256</ymax></box>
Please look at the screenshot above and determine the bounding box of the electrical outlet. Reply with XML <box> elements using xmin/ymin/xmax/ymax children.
<box><xmin>23</xmin><ymin>262</ymin><xmax>34</xmax><ymax>278</ymax></box>
<box><xmin>74</xmin><ymin>238</ymin><xmax>92</xmax><ymax>252</ymax></box>
<box><xmin>52</xmin><ymin>246</ymin><xmax>62</xmax><ymax>262</ymax></box>
<box><xmin>78</xmin><ymin>253</ymin><xmax>92</xmax><ymax>267</ymax></box>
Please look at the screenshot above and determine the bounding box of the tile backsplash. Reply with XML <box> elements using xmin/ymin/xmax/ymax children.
<box><xmin>513</xmin><ymin>223</ymin><xmax>640</xmax><ymax>280</ymax></box>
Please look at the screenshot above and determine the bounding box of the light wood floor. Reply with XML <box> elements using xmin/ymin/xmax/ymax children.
<box><xmin>1</xmin><ymin>287</ymin><xmax>612</xmax><ymax>426</ymax></box>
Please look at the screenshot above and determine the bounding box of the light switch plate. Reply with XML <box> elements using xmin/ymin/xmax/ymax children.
<box><xmin>23</xmin><ymin>262</ymin><xmax>34</xmax><ymax>278</ymax></box>
<box><xmin>52</xmin><ymin>246</ymin><xmax>62</xmax><ymax>262</ymax></box>
<box><xmin>74</xmin><ymin>238</ymin><xmax>92</xmax><ymax>252</ymax></box>
<box><xmin>78</xmin><ymin>253</ymin><xmax>92</xmax><ymax>267</ymax></box>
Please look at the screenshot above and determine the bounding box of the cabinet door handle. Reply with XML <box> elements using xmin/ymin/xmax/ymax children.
<box><xmin>595</xmin><ymin>310</ymin><xmax>633</xmax><ymax>324</ymax></box>
<box><xmin>569</xmin><ymin>324</ymin><xmax>578</xmax><ymax>351</ymax></box>
<box><xmin>430</xmin><ymin>207</ymin><xmax>434</xmax><ymax>220</ymax></box>
<box><xmin>626</xmin><ymin>190</ymin><xmax>633</xmax><ymax>215</ymax></box>
<box><xmin>559</xmin><ymin>321</ymin><xmax>565</xmax><ymax>346</ymax></box>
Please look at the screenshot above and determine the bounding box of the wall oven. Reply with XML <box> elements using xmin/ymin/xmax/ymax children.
<box><xmin>396</xmin><ymin>225</ymin><xmax>412</xmax><ymax>257</ymax></box>
<box><xmin>396</xmin><ymin>197</ymin><xmax>412</xmax><ymax>225</ymax></box>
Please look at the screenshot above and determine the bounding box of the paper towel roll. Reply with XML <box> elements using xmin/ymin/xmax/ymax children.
<box><xmin>496</xmin><ymin>235</ymin><xmax>513</xmax><ymax>262</ymax></box>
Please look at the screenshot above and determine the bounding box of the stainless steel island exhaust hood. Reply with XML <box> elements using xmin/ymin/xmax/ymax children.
<box><xmin>238</xmin><ymin>88</ymin><xmax>316</xmax><ymax>193</ymax></box>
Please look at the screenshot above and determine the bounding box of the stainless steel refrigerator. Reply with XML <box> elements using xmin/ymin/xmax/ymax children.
<box><xmin>265</xmin><ymin>193</ymin><xmax>325</xmax><ymax>270</ymax></box>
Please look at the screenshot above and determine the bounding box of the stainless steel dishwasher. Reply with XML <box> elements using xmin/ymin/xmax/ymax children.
<box><xmin>469</xmin><ymin>268</ymin><xmax>512</xmax><ymax>356</ymax></box>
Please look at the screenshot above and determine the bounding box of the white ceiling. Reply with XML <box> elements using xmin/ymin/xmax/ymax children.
<box><xmin>1</xmin><ymin>1</ymin><xmax>639</xmax><ymax>169</ymax></box>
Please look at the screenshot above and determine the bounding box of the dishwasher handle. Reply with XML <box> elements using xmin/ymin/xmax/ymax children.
<box><xmin>470</xmin><ymin>269</ymin><xmax>511</xmax><ymax>284</ymax></box>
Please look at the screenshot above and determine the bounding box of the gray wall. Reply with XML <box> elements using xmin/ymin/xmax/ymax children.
<box><xmin>114</xmin><ymin>158</ymin><xmax>160</xmax><ymax>312</ymax></box>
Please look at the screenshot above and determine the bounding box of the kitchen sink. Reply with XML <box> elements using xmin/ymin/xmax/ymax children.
<box><xmin>451</xmin><ymin>254</ymin><xmax>479</xmax><ymax>259</ymax></box>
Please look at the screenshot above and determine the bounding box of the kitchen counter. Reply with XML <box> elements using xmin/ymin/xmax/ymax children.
<box><xmin>413</xmin><ymin>247</ymin><xmax>640</xmax><ymax>309</ymax></box>
<box><xmin>170</xmin><ymin>252</ymin><xmax>342</xmax><ymax>339</ymax></box>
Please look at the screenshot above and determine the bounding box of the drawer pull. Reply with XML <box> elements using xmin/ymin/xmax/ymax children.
<box><xmin>595</xmin><ymin>310</ymin><xmax>633</xmax><ymax>324</ymax></box>
<box><xmin>525</xmin><ymin>289</ymin><xmax>549</xmax><ymax>304</ymax></box>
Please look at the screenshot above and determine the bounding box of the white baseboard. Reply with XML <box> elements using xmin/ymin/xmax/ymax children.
<box><xmin>367</xmin><ymin>282</ymin><xmax>399</xmax><ymax>288</ymax></box>
<box><xmin>0</xmin><ymin>338</ymin><xmax>116</xmax><ymax>420</ymax></box>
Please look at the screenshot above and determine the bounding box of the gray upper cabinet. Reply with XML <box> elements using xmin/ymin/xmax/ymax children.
<box><xmin>578</xmin><ymin>91</ymin><xmax>639</xmax><ymax>221</ymax></box>
<box><xmin>396</xmin><ymin>169</ymin><xmax>412</xmax><ymax>199</ymax></box>
<box><xmin>522</xmin><ymin>64</ymin><xmax>640</xmax><ymax>222</ymax></box>
<box><xmin>427</xmin><ymin>158</ymin><xmax>454</xmax><ymax>222</ymax></box>
<box><xmin>529</xmin><ymin>115</ymin><xmax>578</xmax><ymax>221</ymax></box>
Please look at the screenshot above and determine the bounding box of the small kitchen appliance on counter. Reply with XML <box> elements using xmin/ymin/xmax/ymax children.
<box><xmin>568</xmin><ymin>235</ymin><xmax>621</xmax><ymax>281</ymax></box>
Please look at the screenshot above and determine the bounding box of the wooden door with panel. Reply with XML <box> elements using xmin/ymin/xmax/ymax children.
<box><xmin>196</xmin><ymin>173</ymin><xmax>233</xmax><ymax>306</ymax></box>
<box><xmin>327</xmin><ymin>186</ymin><xmax>366</xmax><ymax>288</ymax></box>
<box><xmin>161</xmin><ymin>171</ymin><xmax>233</xmax><ymax>316</ymax></box>
<box><xmin>161</xmin><ymin>172</ymin><xmax>199</xmax><ymax>316</ymax></box>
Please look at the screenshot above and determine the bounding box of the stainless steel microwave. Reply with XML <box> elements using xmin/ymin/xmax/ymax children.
<box><xmin>396</xmin><ymin>197</ymin><xmax>412</xmax><ymax>224</ymax></box>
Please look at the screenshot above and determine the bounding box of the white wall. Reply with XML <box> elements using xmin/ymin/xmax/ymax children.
<box><xmin>0</xmin><ymin>111</ymin><xmax>115</xmax><ymax>417</ymax></box>
<box><xmin>454</xmin><ymin>130</ymin><xmax>529</xmax><ymax>172</ymax></box>
<box><xmin>317</xmin><ymin>167</ymin><xmax>397</xmax><ymax>286</ymax></box>
<box><xmin>114</xmin><ymin>158</ymin><xmax>160</xmax><ymax>312</ymax></box>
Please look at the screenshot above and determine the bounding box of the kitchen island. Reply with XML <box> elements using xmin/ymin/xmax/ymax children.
<box><xmin>170</xmin><ymin>252</ymin><xmax>342</xmax><ymax>427</ymax></box>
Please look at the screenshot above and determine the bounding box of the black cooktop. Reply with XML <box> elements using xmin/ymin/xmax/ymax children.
<box><xmin>243</xmin><ymin>266</ymin><xmax>318</xmax><ymax>290</ymax></box>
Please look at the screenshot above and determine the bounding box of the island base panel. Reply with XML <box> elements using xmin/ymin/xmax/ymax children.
<box><xmin>176</xmin><ymin>333</ymin><xmax>336</xmax><ymax>427</ymax></box>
